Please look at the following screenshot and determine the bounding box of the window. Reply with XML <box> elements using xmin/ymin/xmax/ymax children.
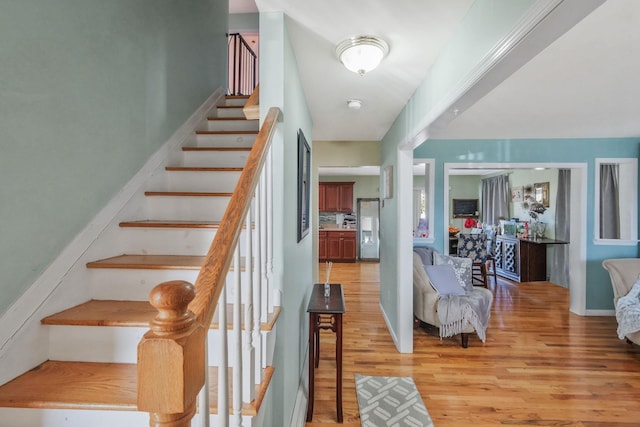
<box><xmin>413</xmin><ymin>159</ymin><xmax>435</xmax><ymax>242</ymax></box>
<box><xmin>594</xmin><ymin>158</ymin><xmax>637</xmax><ymax>244</ymax></box>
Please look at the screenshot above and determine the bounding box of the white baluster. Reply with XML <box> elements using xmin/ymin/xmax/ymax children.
<box><xmin>198</xmin><ymin>333</ymin><xmax>210</xmax><ymax>427</ymax></box>
<box><xmin>266</xmin><ymin>150</ymin><xmax>274</xmax><ymax>313</ymax></box>
<box><xmin>243</xmin><ymin>205</ymin><xmax>256</xmax><ymax>402</ymax></box>
<box><xmin>231</xmin><ymin>246</ymin><xmax>243</xmax><ymax>427</ymax></box>
<box><xmin>260</xmin><ymin>168</ymin><xmax>269</xmax><ymax>326</ymax></box>
<box><xmin>218</xmin><ymin>281</ymin><xmax>229</xmax><ymax>427</ymax></box>
<box><xmin>253</xmin><ymin>181</ymin><xmax>264</xmax><ymax>378</ymax></box>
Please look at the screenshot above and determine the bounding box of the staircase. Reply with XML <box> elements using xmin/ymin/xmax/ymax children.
<box><xmin>0</xmin><ymin>95</ymin><xmax>280</xmax><ymax>426</ymax></box>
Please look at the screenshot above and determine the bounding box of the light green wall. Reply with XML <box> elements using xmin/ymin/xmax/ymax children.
<box><xmin>229</xmin><ymin>12</ymin><xmax>259</xmax><ymax>31</ymax></box>
<box><xmin>449</xmin><ymin>175</ymin><xmax>482</xmax><ymax>230</ymax></box>
<box><xmin>315</xmin><ymin>140</ymin><xmax>381</xmax><ymax>166</ymax></box>
<box><xmin>508</xmin><ymin>168</ymin><xmax>558</xmax><ymax>237</ymax></box>
<box><xmin>379</xmin><ymin>0</ymin><xmax>535</xmax><ymax>347</ymax></box>
<box><xmin>0</xmin><ymin>0</ymin><xmax>228</xmax><ymax>316</ymax></box>
<box><xmin>260</xmin><ymin>12</ymin><xmax>313</xmax><ymax>427</ymax></box>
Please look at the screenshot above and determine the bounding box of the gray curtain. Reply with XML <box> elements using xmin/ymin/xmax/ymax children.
<box><xmin>600</xmin><ymin>164</ymin><xmax>620</xmax><ymax>239</ymax></box>
<box><xmin>481</xmin><ymin>175</ymin><xmax>509</xmax><ymax>226</ymax></box>
<box><xmin>550</xmin><ymin>169</ymin><xmax>570</xmax><ymax>287</ymax></box>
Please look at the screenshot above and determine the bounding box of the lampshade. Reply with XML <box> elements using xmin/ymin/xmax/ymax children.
<box><xmin>336</xmin><ymin>36</ymin><xmax>389</xmax><ymax>76</ymax></box>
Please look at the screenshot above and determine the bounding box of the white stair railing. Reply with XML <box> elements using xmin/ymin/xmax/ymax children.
<box><xmin>208</xmin><ymin>121</ymin><xmax>276</xmax><ymax>426</ymax></box>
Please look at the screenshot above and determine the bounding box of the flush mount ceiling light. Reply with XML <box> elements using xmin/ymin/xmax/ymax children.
<box><xmin>336</xmin><ymin>36</ymin><xmax>389</xmax><ymax>76</ymax></box>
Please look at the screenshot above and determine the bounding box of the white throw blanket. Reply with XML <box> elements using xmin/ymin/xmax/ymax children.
<box><xmin>437</xmin><ymin>289</ymin><xmax>492</xmax><ymax>342</ymax></box>
<box><xmin>616</xmin><ymin>275</ymin><xmax>640</xmax><ymax>340</ymax></box>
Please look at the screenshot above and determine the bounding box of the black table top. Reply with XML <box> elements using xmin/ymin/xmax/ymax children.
<box><xmin>519</xmin><ymin>237</ymin><xmax>569</xmax><ymax>245</ymax></box>
<box><xmin>307</xmin><ymin>283</ymin><xmax>346</xmax><ymax>314</ymax></box>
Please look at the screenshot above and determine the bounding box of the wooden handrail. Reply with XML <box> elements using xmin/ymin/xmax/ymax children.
<box><xmin>243</xmin><ymin>84</ymin><xmax>260</xmax><ymax>120</ymax></box>
<box><xmin>190</xmin><ymin>106</ymin><xmax>279</xmax><ymax>324</ymax></box>
<box><xmin>137</xmin><ymin>106</ymin><xmax>281</xmax><ymax>426</ymax></box>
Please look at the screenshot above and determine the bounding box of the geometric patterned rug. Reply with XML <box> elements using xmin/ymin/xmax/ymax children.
<box><xmin>355</xmin><ymin>374</ymin><xmax>435</xmax><ymax>427</ymax></box>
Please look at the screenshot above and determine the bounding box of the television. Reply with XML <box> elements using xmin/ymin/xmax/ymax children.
<box><xmin>452</xmin><ymin>199</ymin><xmax>478</xmax><ymax>218</ymax></box>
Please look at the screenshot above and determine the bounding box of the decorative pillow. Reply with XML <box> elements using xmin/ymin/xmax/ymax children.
<box><xmin>433</xmin><ymin>252</ymin><xmax>473</xmax><ymax>293</ymax></box>
<box><xmin>424</xmin><ymin>264</ymin><xmax>466</xmax><ymax>296</ymax></box>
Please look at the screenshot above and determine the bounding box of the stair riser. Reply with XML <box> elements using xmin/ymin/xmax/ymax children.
<box><xmin>144</xmin><ymin>196</ymin><xmax>231</xmax><ymax>221</ymax></box>
<box><xmin>106</xmin><ymin>228</ymin><xmax>252</xmax><ymax>256</ymax></box>
<box><xmin>0</xmin><ymin>408</ymin><xmax>255</xmax><ymax>426</ymax></box>
<box><xmin>207</xmin><ymin>119</ymin><xmax>258</xmax><ymax>132</ymax></box>
<box><xmin>0</xmin><ymin>408</ymin><xmax>149</xmax><ymax>427</ymax></box>
<box><xmin>195</xmin><ymin>133</ymin><xmax>256</xmax><ymax>147</ymax></box>
<box><xmin>181</xmin><ymin>150</ymin><xmax>250</xmax><ymax>168</ymax></box>
<box><xmin>162</xmin><ymin>170</ymin><xmax>242</xmax><ymax>192</ymax></box>
<box><xmin>222</xmin><ymin>97</ymin><xmax>249</xmax><ymax>107</ymax></box>
<box><xmin>216</xmin><ymin>107</ymin><xmax>245</xmax><ymax>118</ymax></box>
<box><xmin>48</xmin><ymin>326</ymin><xmax>268</xmax><ymax>365</ymax></box>
<box><xmin>89</xmin><ymin>270</ymin><xmax>251</xmax><ymax>300</ymax></box>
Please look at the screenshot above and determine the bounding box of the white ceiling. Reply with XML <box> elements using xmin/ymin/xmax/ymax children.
<box><xmin>234</xmin><ymin>0</ymin><xmax>640</xmax><ymax>144</ymax></box>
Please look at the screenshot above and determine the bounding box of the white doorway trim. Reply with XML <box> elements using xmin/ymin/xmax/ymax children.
<box><xmin>444</xmin><ymin>162</ymin><xmax>588</xmax><ymax>315</ymax></box>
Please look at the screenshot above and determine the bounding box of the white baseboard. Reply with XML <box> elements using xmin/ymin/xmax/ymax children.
<box><xmin>290</xmin><ymin>345</ymin><xmax>309</xmax><ymax>427</ymax></box>
<box><xmin>380</xmin><ymin>302</ymin><xmax>401</xmax><ymax>351</ymax></box>
<box><xmin>0</xmin><ymin>88</ymin><xmax>224</xmax><ymax>385</ymax></box>
<box><xmin>584</xmin><ymin>309</ymin><xmax>615</xmax><ymax>316</ymax></box>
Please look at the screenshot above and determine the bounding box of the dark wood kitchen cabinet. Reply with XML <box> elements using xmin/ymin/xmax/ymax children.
<box><xmin>322</xmin><ymin>230</ymin><xmax>356</xmax><ymax>262</ymax></box>
<box><xmin>319</xmin><ymin>182</ymin><xmax>354</xmax><ymax>213</ymax></box>
<box><xmin>318</xmin><ymin>231</ymin><xmax>327</xmax><ymax>260</ymax></box>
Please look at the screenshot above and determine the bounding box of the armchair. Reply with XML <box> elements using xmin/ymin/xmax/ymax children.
<box><xmin>602</xmin><ymin>258</ymin><xmax>640</xmax><ymax>346</ymax></box>
<box><xmin>413</xmin><ymin>251</ymin><xmax>493</xmax><ymax>347</ymax></box>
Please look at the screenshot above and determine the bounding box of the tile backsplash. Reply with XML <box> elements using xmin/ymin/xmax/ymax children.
<box><xmin>319</xmin><ymin>212</ymin><xmax>356</xmax><ymax>228</ymax></box>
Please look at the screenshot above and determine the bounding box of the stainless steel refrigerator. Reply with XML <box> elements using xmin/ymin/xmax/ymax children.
<box><xmin>357</xmin><ymin>198</ymin><xmax>380</xmax><ymax>261</ymax></box>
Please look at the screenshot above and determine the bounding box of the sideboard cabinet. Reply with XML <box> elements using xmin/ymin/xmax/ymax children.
<box><xmin>494</xmin><ymin>235</ymin><xmax>520</xmax><ymax>282</ymax></box>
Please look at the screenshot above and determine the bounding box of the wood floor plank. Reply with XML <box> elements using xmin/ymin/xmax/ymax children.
<box><xmin>306</xmin><ymin>262</ymin><xmax>640</xmax><ymax>426</ymax></box>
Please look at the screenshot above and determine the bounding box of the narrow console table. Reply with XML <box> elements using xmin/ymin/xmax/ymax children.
<box><xmin>306</xmin><ymin>283</ymin><xmax>345</xmax><ymax>423</ymax></box>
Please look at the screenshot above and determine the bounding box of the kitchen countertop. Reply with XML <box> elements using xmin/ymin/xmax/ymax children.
<box><xmin>319</xmin><ymin>227</ymin><xmax>356</xmax><ymax>232</ymax></box>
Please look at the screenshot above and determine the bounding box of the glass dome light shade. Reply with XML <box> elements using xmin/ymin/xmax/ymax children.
<box><xmin>336</xmin><ymin>36</ymin><xmax>389</xmax><ymax>76</ymax></box>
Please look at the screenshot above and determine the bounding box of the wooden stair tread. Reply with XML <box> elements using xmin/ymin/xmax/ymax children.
<box><xmin>86</xmin><ymin>254</ymin><xmax>248</xmax><ymax>271</ymax></box>
<box><xmin>119</xmin><ymin>220</ymin><xmax>222</xmax><ymax>229</ymax></box>
<box><xmin>0</xmin><ymin>360</ymin><xmax>274</xmax><ymax>415</ymax></box>
<box><xmin>207</xmin><ymin>117</ymin><xmax>256</xmax><ymax>121</ymax></box>
<box><xmin>41</xmin><ymin>300</ymin><xmax>281</xmax><ymax>332</ymax></box>
<box><xmin>86</xmin><ymin>254</ymin><xmax>205</xmax><ymax>270</ymax></box>
<box><xmin>0</xmin><ymin>361</ymin><xmax>138</xmax><ymax>410</ymax></box>
<box><xmin>216</xmin><ymin>105</ymin><xmax>244</xmax><ymax>109</ymax></box>
<box><xmin>144</xmin><ymin>191</ymin><xmax>233</xmax><ymax>197</ymax></box>
<box><xmin>196</xmin><ymin>130</ymin><xmax>258</xmax><ymax>135</ymax></box>
<box><xmin>182</xmin><ymin>146</ymin><xmax>251</xmax><ymax>152</ymax></box>
<box><xmin>225</xmin><ymin>95</ymin><xmax>249</xmax><ymax>99</ymax></box>
<box><xmin>165</xmin><ymin>166</ymin><xmax>243</xmax><ymax>172</ymax></box>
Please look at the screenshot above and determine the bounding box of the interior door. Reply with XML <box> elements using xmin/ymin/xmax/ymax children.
<box><xmin>357</xmin><ymin>198</ymin><xmax>380</xmax><ymax>261</ymax></box>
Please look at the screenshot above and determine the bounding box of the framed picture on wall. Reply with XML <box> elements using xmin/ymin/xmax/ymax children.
<box><xmin>297</xmin><ymin>129</ymin><xmax>311</xmax><ymax>242</ymax></box>
<box><xmin>534</xmin><ymin>182</ymin><xmax>550</xmax><ymax>207</ymax></box>
<box><xmin>382</xmin><ymin>165</ymin><xmax>393</xmax><ymax>199</ymax></box>
<box><xmin>511</xmin><ymin>186</ymin><xmax>523</xmax><ymax>202</ymax></box>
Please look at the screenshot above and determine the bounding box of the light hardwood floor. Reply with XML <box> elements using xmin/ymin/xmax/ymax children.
<box><xmin>306</xmin><ymin>262</ymin><xmax>640</xmax><ymax>427</ymax></box>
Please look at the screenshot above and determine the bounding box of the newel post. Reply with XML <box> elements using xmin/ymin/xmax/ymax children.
<box><xmin>138</xmin><ymin>280</ymin><xmax>206</xmax><ymax>427</ymax></box>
